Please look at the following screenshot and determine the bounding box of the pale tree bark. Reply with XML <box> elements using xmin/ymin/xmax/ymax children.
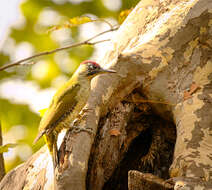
<box><xmin>0</xmin><ymin>0</ymin><xmax>212</xmax><ymax>189</ymax></box>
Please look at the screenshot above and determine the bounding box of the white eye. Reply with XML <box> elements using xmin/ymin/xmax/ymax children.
<box><xmin>89</xmin><ymin>64</ymin><xmax>96</xmax><ymax>70</ymax></box>
<box><xmin>89</xmin><ymin>65</ymin><xmax>94</xmax><ymax>69</ymax></box>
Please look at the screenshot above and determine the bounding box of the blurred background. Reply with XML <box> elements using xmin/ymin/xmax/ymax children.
<box><xmin>0</xmin><ymin>0</ymin><xmax>139</xmax><ymax>172</ymax></box>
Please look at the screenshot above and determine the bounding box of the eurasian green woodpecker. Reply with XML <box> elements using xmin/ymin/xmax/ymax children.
<box><xmin>34</xmin><ymin>60</ymin><xmax>115</xmax><ymax>165</ymax></box>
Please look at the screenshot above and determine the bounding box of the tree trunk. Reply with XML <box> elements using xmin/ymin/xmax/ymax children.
<box><xmin>1</xmin><ymin>0</ymin><xmax>212</xmax><ymax>189</ymax></box>
<box><xmin>0</xmin><ymin>123</ymin><xmax>5</xmax><ymax>181</ymax></box>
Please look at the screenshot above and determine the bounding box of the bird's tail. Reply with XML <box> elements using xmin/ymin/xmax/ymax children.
<box><xmin>34</xmin><ymin>132</ymin><xmax>58</xmax><ymax>167</ymax></box>
<box><xmin>45</xmin><ymin>134</ymin><xmax>58</xmax><ymax>168</ymax></box>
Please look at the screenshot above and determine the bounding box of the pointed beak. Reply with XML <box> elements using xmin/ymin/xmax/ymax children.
<box><xmin>99</xmin><ymin>68</ymin><xmax>116</xmax><ymax>74</ymax></box>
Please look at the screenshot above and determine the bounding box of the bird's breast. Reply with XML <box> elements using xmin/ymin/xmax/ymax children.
<box><xmin>55</xmin><ymin>84</ymin><xmax>90</xmax><ymax>132</ymax></box>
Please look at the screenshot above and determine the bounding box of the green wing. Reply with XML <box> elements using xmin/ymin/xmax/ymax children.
<box><xmin>34</xmin><ymin>82</ymin><xmax>80</xmax><ymax>143</ymax></box>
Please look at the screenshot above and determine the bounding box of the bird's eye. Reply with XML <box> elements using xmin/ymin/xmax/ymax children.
<box><xmin>89</xmin><ymin>64</ymin><xmax>97</xmax><ymax>70</ymax></box>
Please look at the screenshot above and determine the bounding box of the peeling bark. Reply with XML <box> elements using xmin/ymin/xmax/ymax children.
<box><xmin>0</xmin><ymin>147</ymin><xmax>54</xmax><ymax>190</ymax></box>
<box><xmin>87</xmin><ymin>102</ymin><xmax>136</xmax><ymax>190</ymax></box>
<box><xmin>1</xmin><ymin>0</ymin><xmax>212</xmax><ymax>189</ymax></box>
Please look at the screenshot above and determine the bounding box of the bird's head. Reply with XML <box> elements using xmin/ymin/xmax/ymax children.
<box><xmin>76</xmin><ymin>60</ymin><xmax>116</xmax><ymax>80</ymax></box>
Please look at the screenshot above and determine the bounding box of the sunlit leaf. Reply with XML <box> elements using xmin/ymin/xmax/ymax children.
<box><xmin>47</xmin><ymin>16</ymin><xmax>113</xmax><ymax>33</ymax></box>
<box><xmin>48</xmin><ymin>16</ymin><xmax>94</xmax><ymax>33</ymax></box>
<box><xmin>68</xmin><ymin>16</ymin><xmax>93</xmax><ymax>26</ymax></box>
<box><xmin>39</xmin><ymin>108</ymin><xmax>48</xmax><ymax>117</ymax></box>
<box><xmin>118</xmin><ymin>8</ymin><xmax>133</xmax><ymax>24</ymax></box>
<box><xmin>0</xmin><ymin>143</ymin><xmax>17</xmax><ymax>153</ymax></box>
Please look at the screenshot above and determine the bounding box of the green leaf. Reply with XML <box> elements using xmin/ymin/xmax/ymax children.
<box><xmin>68</xmin><ymin>16</ymin><xmax>93</xmax><ymax>26</ymax></box>
<box><xmin>118</xmin><ymin>8</ymin><xmax>133</xmax><ymax>24</ymax></box>
<box><xmin>0</xmin><ymin>143</ymin><xmax>17</xmax><ymax>153</ymax></box>
<box><xmin>39</xmin><ymin>108</ymin><xmax>48</xmax><ymax>117</ymax></box>
<box><xmin>48</xmin><ymin>16</ymin><xmax>93</xmax><ymax>33</ymax></box>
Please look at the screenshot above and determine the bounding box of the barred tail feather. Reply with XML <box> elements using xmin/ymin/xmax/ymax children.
<box><xmin>34</xmin><ymin>131</ymin><xmax>58</xmax><ymax>167</ymax></box>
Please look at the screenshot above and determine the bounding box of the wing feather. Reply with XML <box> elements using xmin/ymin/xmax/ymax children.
<box><xmin>34</xmin><ymin>82</ymin><xmax>80</xmax><ymax>143</ymax></box>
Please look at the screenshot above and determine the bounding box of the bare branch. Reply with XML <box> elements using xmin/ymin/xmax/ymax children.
<box><xmin>95</xmin><ymin>18</ymin><xmax>114</xmax><ymax>29</ymax></box>
<box><xmin>0</xmin><ymin>27</ymin><xmax>118</xmax><ymax>72</ymax></box>
<box><xmin>85</xmin><ymin>26</ymin><xmax>119</xmax><ymax>42</ymax></box>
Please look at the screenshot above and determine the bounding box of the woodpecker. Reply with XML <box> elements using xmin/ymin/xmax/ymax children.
<box><xmin>34</xmin><ymin>60</ymin><xmax>116</xmax><ymax>166</ymax></box>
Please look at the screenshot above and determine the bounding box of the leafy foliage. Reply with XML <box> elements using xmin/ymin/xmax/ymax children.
<box><xmin>118</xmin><ymin>8</ymin><xmax>133</xmax><ymax>24</ymax></box>
<box><xmin>48</xmin><ymin>16</ymin><xmax>94</xmax><ymax>32</ymax></box>
<box><xmin>39</xmin><ymin>108</ymin><xmax>48</xmax><ymax>117</ymax></box>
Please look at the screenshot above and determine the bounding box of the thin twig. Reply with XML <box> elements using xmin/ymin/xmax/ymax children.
<box><xmin>95</xmin><ymin>18</ymin><xmax>113</xmax><ymax>29</ymax></box>
<box><xmin>86</xmin><ymin>26</ymin><xmax>119</xmax><ymax>42</ymax></box>
<box><xmin>0</xmin><ymin>40</ymin><xmax>108</xmax><ymax>71</ymax></box>
<box><xmin>0</xmin><ymin>27</ymin><xmax>118</xmax><ymax>72</ymax></box>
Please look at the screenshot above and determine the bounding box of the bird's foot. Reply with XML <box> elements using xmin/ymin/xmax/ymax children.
<box><xmin>79</xmin><ymin>107</ymin><xmax>93</xmax><ymax>116</ymax></box>
<box><xmin>69</xmin><ymin>107</ymin><xmax>94</xmax><ymax>135</ymax></box>
<box><xmin>78</xmin><ymin>107</ymin><xmax>93</xmax><ymax>121</ymax></box>
<box><xmin>72</xmin><ymin>117</ymin><xmax>83</xmax><ymax>127</ymax></box>
<box><xmin>69</xmin><ymin>126</ymin><xmax>95</xmax><ymax>135</ymax></box>
<box><xmin>72</xmin><ymin>108</ymin><xmax>93</xmax><ymax>126</ymax></box>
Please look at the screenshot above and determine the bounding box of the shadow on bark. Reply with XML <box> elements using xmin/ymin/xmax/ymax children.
<box><xmin>87</xmin><ymin>96</ymin><xmax>176</xmax><ymax>190</ymax></box>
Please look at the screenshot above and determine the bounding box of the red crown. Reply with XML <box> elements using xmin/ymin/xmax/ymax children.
<box><xmin>81</xmin><ymin>60</ymin><xmax>100</xmax><ymax>67</ymax></box>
